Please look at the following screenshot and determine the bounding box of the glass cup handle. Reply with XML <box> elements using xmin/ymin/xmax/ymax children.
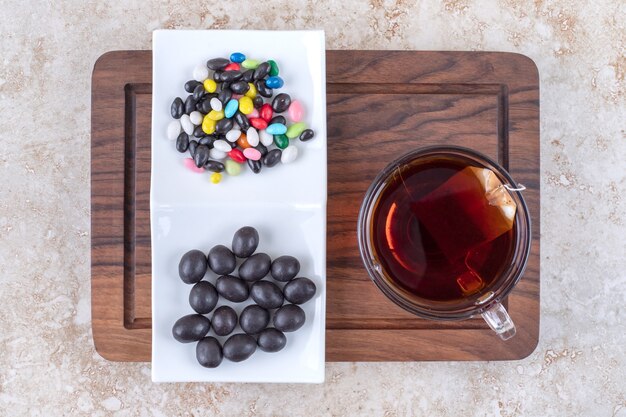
<box><xmin>481</xmin><ymin>302</ymin><xmax>516</xmax><ymax>340</ymax></box>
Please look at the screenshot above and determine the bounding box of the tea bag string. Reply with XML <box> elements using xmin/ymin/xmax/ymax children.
<box><xmin>504</xmin><ymin>183</ymin><xmax>526</xmax><ymax>192</ymax></box>
<box><xmin>486</xmin><ymin>182</ymin><xmax>526</xmax><ymax>207</ymax></box>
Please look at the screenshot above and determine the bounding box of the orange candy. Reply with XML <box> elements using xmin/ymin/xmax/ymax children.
<box><xmin>237</xmin><ymin>133</ymin><xmax>251</xmax><ymax>149</ymax></box>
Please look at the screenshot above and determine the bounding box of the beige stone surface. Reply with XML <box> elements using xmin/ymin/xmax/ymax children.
<box><xmin>1</xmin><ymin>0</ymin><xmax>625</xmax><ymax>415</ymax></box>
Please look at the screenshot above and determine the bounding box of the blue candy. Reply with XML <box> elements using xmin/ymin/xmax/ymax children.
<box><xmin>266</xmin><ymin>123</ymin><xmax>287</xmax><ymax>135</ymax></box>
<box><xmin>265</xmin><ymin>76</ymin><xmax>284</xmax><ymax>89</ymax></box>
<box><xmin>224</xmin><ymin>99</ymin><xmax>239</xmax><ymax>119</ymax></box>
<box><xmin>230</xmin><ymin>52</ymin><xmax>246</xmax><ymax>63</ymax></box>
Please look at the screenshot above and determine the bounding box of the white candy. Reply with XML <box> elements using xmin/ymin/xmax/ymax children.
<box><xmin>259</xmin><ymin>129</ymin><xmax>273</xmax><ymax>147</ymax></box>
<box><xmin>210</xmin><ymin>97</ymin><xmax>223</xmax><ymax>111</ymax></box>
<box><xmin>281</xmin><ymin>145</ymin><xmax>298</xmax><ymax>164</ymax></box>
<box><xmin>226</xmin><ymin>129</ymin><xmax>241</xmax><ymax>142</ymax></box>
<box><xmin>213</xmin><ymin>139</ymin><xmax>232</xmax><ymax>153</ymax></box>
<box><xmin>189</xmin><ymin>111</ymin><xmax>203</xmax><ymax>126</ymax></box>
<box><xmin>210</xmin><ymin>148</ymin><xmax>227</xmax><ymax>160</ymax></box>
<box><xmin>180</xmin><ymin>114</ymin><xmax>194</xmax><ymax>135</ymax></box>
<box><xmin>246</xmin><ymin>127</ymin><xmax>259</xmax><ymax>147</ymax></box>
<box><xmin>193</xmin><ymin>64</ymin><xmax>209</xmax><ymax>82</ymax></box>
<box><xmin>167</xmin><ymin>120</ymin><xmax>181</xmax><ymax>140</ymax></box>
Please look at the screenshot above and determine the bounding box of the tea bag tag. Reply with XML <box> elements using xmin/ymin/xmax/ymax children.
<box><xmin>474</xmin><ymin>167</ymin><xmax>517</xmax><ymax>231</ymax></box>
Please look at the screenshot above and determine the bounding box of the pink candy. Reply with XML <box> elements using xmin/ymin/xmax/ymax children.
<box><xmin>247</xmin><ymin>108</ymin><xmax>260</xmax><ymax>119</ymax></box>
<box><xmin>183</xmin><ymin>158</ymin><xmax>205</xmax><ymax>173</ymax></box>
<box><xmin>288</xmin><ymin>100</ymin><xmax>304</xmax><ymax>122</ymax></box>
<box><xmin>243</xmin><ymin>148</ymin><xmax>261</xmax><ymax>161</ymax></box>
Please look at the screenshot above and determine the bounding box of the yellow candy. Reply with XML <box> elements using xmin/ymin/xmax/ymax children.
<box><xmin>202</xmin><ymin>116</ymin><xmax>216</xmax><ymax>134</ymax></box>
<box><xmin>245</xmin><ymin>82</ymin><xmax>257</xmax><ymax>98</ymax></box>
<box><xmin>210</xmin><ymin>172</ymin><xmax>222</xmax><ymax>184</ymax></box>
<box><xmin>203</xmin><ymin>79</ymin><xmax>217</xmax><ymax>93</ymax></box>
<box><xmin>208</xmin><ymin>109</ymin><xmax>224</xmax><ymax>121</ymax></box>
<box><xmin>239</xmin><ymin>96</ymin><xmax>253</xmax><ymax>115</ymax></box>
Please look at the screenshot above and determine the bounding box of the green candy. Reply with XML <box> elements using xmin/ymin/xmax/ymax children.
<box><xmin>241</xmin><ymin>59</ymin><xmax>260</xmax><ymax>70</ymax></box>
<box><xmin>274</xmin><ymin>134</ymin><xmax>289</xmax><ymax>149</ymax></box>
<box><xmin>286</xmin><ymin>122</ymin><xmax>307</xmax><ymax>139</ymax></box>
<box><xmin>225</xmin><ymin>159</ymin><xmax>242</xmax><ymax>176</ymax></box>
<box><xmin>268</xmin><ymin>59</ymin><xmax>279</xmax><ymax>76</ymax></box>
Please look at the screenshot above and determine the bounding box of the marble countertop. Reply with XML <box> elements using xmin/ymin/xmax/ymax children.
<box><xmin>1</xmin><ymin>1</ymin><xmax>624</xmax><ymax>415</ymax></box>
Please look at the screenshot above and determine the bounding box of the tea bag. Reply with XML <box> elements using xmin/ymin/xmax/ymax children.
<box><xmin>413</xmin><ymin>166</ymin><xmax>517</xmax><ymax>296</ymax></box>
<box><xmin>413</xmin><ymin>166</ymin><xmax>517</xmax><ymax>263</ymax></box>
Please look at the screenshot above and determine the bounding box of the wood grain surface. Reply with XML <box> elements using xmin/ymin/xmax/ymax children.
<box><xmin>91</xmin><ymin>50</ymin><xmax>540</xmax><ymax>362</ymax></box>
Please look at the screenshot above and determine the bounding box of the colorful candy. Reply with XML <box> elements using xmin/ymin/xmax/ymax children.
<box><xmin>266</xmin><ymin>123</ymin><xmax>287</xmax><ymax>135</ymax></box>
<box><xmin>260</xmin><ymin>103</ymin><xmax>273</xmax><ymax>122</ymax></box>
<box><xmin>226</xmin><ymin>129</ymin><xmax>241</xmax><ymax>142</ymax></box>
<box><xmin>210</xmin><ymin>172</ymin><xmax>222</xmax><ymax>184</ymax></box>
<box><xmin>210</xmin><ymin>97</ymin><xmax>222</xmax><ymax>111</ymax></box>
<box><xmin>224</xmin><ymin>99</ymin><xmax>239</xmax><ymax>118</ymax></box>
<box><xmin>286</xmin><ymin>122</ymin><xmax>306</xmax><ymax>139</ymax></box>
<box><xmin>228</xmin><ymin>148</ymin><xmax>246</xmax><ymax>163</ymax></box>
<box><xmin>239</xmin><ymin>96</ymin><xmax>254</xmax><ymax>115</ymax></box>
<box><xmin>246</xmin><ymin>127</ymin><xmax>260</xmax><ymax>147</ymax></box>
<box><xmin>224</xmin><ymin>62</ymin><xmax>240</xmax><ymax>71</ymax></box>
<box><xmin>230</xmin><ymin>52</ymin><xmax>246</xmax><ymax>63</ymax></box>
<box><xmin>210</xmin><ymin>148</ymin><xmax>227</xmax><ymax>160</ymax></box>
<box><xmin>250</xmin><ymin>117</ymin><xmax>268</xmax><ymax>130</ymax></box>
<box><xmin>265</xmin><ymin>76</ymin><xmax>284</xmax><ymax>89</ymax></box>
<box><xmin>243</xmin><ymin>148</ymin><xmax>262</xmax><ymax>161</ymax></box>
<box><xmin>225</xmin><ymin>159</ymin><xmax>242</xmax><ymax>176</ymax></box>
<box><xmin>193</xmin><ymin>64</ymin><xmax>209</xmax><ymax>81</ymax></box>
<box><xmin>267</xmin><ymin>59</ymin><xmax>279</xmax><ymax>76</ymax></box>
<box><xmin>247</xmin><ymin>108</ymin><xmax>260</xmax><ymax>119</ymax></box>
<box><xmin>168</xmin><ymin>54</ymin><xmax>317</xmax><ymax>182</ymax></box>
<box><xmin>237</xmin><ymin>133</ymin><xmax>251</xmax><ymax>149</ymax></box>
<box><xmin>203</xmin><ymin>79</ymin><xmax>217</xmax><ymax>93</ymax></box>
<box><xmin>213</xmin><ymin>139</ymin><xmax>232</xmax><ymax>153</ymax></box>
<box><xmin>201</xmin><ymin>116</ymin><xmax>216</xmax><ymax>135</ymax></box>
<box><xmin>281</xmin><ymin>145</ymin><xmax>298</xmax><ymax>164</ymax></box>
<box><xmin>245</xmin><ymin>82</ymin><xmax>257</xmax><ymax>98</ymax></box>
<box><xmin>179</xmin><ymin>114</ymin><xmax>194</xmax><ymax>135</ymax></box>
<box><xmin>259</xmin><ymin>129</ymin><xmax>273</xmax><ymax>147</ymax></box>
<box><xmin>241</xmin><ymin>59</ymin><xmax>260</xmax><ymax>69</ymax></box>
<box><xmin>189</xmin><ymin>111</ymin><xmax>203</xmax><ymax>126</ymax></box>
<box><xmin>167</xmin><ymin>120</ymin><xmax>181</xmax><ymax>140</ymax></box>
<box><xmin>274</xmin><ymin>134</ymin><xmax>289</xmax><ymax>149</ymax></box>
<box><xmin>184</xmin><ymin>157</ymin><xmax>205</xmax><ymax>173</ymax></box>
<box><xmin>288</xmin><ymin>100</ymin><xmax>304</xmax><ymax>122</ymax></box>
<box><xmin>207</xmin><ymin>109</ymin><xmax>224</xmax><ymax>121</ymax></box>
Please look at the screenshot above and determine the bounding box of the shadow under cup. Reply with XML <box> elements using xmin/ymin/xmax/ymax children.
<box><xmin>357</xmin><ymin>146</ymin><xmax>531</xmax><ymax>340</ymax></box>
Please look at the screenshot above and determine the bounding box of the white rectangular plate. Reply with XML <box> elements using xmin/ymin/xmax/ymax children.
<box><xmin>151</xmin><ymin>30</ymin><xmax>326</xmax><ymax>383</ymax></box>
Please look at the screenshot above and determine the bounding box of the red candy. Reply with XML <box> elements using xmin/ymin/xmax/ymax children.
<box><xmin>250</xmin><ymin>117</ymin><xmax>268</xmax><ymax>130</ymax></box>
<box><xmin>228</xmin><ymin>148</ymin><xmax>246</xmax><ymax>163</ymax></box>
<box><xmin>260</xmin><ymin>103</ymin><xmax>273</xmax><ymax>122</ymax></box>
<box><xmin>224</xmin><ymin>63</ymin><xmax>240</xmax><ymax>71</ymax></box>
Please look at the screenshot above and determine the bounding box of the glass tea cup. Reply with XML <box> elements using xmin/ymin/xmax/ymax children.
<box><xmin>357</xmin><ymin>146</ymin><xmax>531</xmax><ymax>340</ymax></box>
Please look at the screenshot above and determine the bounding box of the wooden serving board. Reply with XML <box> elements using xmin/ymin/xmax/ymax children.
<box><xmin>92</xmin><ymin>50</ymin><xmax>540</xmax><ymax>362</ymax></box>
